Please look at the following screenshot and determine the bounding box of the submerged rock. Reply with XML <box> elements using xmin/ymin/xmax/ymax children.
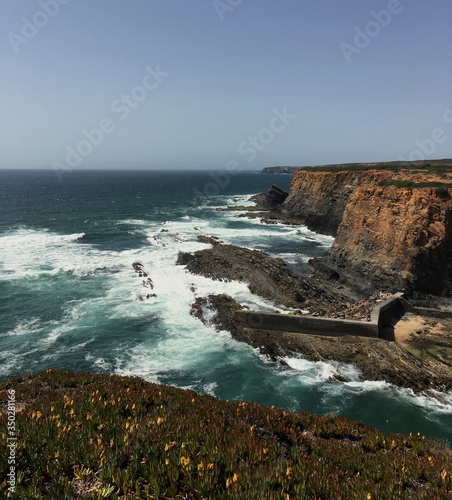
<box><xmin>132</xmin><ymin>262</ymin><xmax>155</xmax><ymax>300</ymax></box>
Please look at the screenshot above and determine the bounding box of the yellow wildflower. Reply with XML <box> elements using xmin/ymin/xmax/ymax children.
<box><xmin>165</xmin><ymin>442</ymin><xmax>176</xmax><ymax>452</ymax></box>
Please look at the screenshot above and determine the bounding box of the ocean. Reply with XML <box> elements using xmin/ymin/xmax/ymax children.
<box><xmin>0</xmin><ymin>169</ymin><xmax>451</xmax><ymax>443</ymax></box>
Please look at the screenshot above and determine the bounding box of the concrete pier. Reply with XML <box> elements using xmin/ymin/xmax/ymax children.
<box><xmin>233</xmin><ymin>293</ymin><xmax>405</xmax><ymax>339</ymax></box>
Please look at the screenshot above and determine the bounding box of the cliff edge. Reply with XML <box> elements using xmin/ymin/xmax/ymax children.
<box><xmin>274</xmin><ymin>162</ymin><xmax>452</xmax><ymax>296</ymax></box>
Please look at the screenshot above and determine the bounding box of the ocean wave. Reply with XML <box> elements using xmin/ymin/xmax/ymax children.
<box><xmin>281</xmin><ymin>357</ymin><xmax>362</xmax><ymax>383</ymax></box>
<box><xmin>3</xmin><ymin>318</ymin><xmax>40</xmax><ymax>337</ymax></box>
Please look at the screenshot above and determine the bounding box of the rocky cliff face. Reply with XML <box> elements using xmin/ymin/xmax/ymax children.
<box><xmin>279</xmin><ymin>167</ymin><xmax>452</xmax><ymax>296</ymax></box>
<box><xmin>311</xmin><ymin>185</ymin><xmax>452</xmax><ymax>295</ymax></box>
<box><xmin>282</xmin><ymin>170</ymin><xmax>389</xmax><ymax>235</ymax></box>
<box><xmin>281</xmin><ymin>168</ymin><xmax>452</xmax><ymax>236</ymax></box>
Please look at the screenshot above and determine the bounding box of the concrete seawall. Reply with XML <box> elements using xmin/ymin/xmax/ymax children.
<box><xmin>411</xmin><ymin>307</ymin><xmax>452</xmax><ymax>319</ymax></box>
<box><xmin>234</xmin><ymin>293</ymin><xmax>405</xmax><ymax>339</ymax></box>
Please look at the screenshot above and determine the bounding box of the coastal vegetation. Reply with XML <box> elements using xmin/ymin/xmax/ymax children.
<box><xmin>1</xmin><ymin>370</ymin><xmax>451</xmax><ymax>499</ymax></box>
<box><xmin>296</xmin><ymin>159</ymin><xmax>452</xmax><ymax>174</ymax></box>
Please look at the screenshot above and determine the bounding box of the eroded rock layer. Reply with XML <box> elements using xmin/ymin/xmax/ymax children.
<box><xmin>312</xmin><ymin>185</ymin><xmax>452</xmax><ymax>296</ymax></box>
<box><xmin>276</xmin><ymin>165</ymin><xmax>452</xmax><ymax>296</ymax></box>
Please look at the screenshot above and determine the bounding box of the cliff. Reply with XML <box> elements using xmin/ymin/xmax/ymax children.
<box><xmin>261</xmin><ymin>166</ymin><xmax>300</xmax><ymax>174</ymax></box>
<box><xmin>282</xmin><ymin>170</ymin><xmax>389</xmax><ymax>236</ymax></box>
<box><xmin>312</xmin><ymin>185</ymin><xmax>452</xmax><ymax>295</ymax></box>
<box><xmin>281</xmin><ymin>166</ymin><xmax>452</xmax><ymax>236</ymax></box>
<box><xmin>276</xmin><ymin>163</ymin><xmax>452</xmax><ymax>296</ymax></box>
<box><xmin>261</xmin><ymin>159</ymin><xmax>452</xmax><ymax>176</ymax></box>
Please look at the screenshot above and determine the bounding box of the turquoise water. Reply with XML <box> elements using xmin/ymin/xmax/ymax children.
<box><xmin>0</xmin><ymin>169</ymin><xmax>451</xmax><ymax>443</ymax></box>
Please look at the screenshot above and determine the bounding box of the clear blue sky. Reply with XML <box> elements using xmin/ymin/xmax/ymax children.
<box><xmin>1</xmin><ymin>0</ymin><xmax>452</xmax><ymax>170</ymax></box>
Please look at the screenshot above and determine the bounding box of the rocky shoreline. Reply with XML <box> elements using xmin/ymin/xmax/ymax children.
<box><xmin>176</xmin><ymin>164</ymin><xmax>452</xmax><ymax>396</ymax></box>
<box><xmin>178</xmin><ymin>245</ymin><xmax>452</xmax><ymax>398</ymax></box>
<box><xmin>190</xmin><ymin>293</ymin><xmax>452</xmax><ymax>396</ymax></box>
<box><xmin>177</xmin><ymin>243</ymin><xmax>352</xmax><ymax>314</ymax></box>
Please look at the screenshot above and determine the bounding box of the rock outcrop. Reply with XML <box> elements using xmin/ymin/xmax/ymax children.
<box><xmin>177</xmin><ymin>243</ymin><xmax>351</xmax><ymax>314</ymax></box>
<box><xmin>132</xmin><ymin>262</ymin><xmax>156</xmax><ymax>301</ymax></box>
<box><xmin>264</xmin><ymin>184</ymin><xmax>289</xmax><ymax>207</ymax></box>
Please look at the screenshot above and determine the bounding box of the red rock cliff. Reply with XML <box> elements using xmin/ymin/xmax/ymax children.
<box><xmin>281</xmin><ymin>167</ymin><xmax>452</xmax><ymax>295</ymax></box>
<box><xmin>283</xmin><ymin>170</ymin><xmax>390</xmax><ymax>235</ymax></box>
<box><xmin>315</xmin><ymin>184</ymin><xmax>452</xmax><ymax>295</ymax></box>
<box><xmin>282</xmin><ymin>168</ymin><xmax>452</xmax><ymax>237</ymax></box>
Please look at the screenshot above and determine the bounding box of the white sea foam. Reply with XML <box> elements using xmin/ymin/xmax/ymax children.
<box><xmin>203</xmin><ymin>382</ymin><xmax>218</xmax><ymax>395</ymax></box>
<box><xmin>209</xmin><ymin>194</ymin><xmax>257</xmax><ymax>208</ymax></box>
<box><xmin>0</xmin><ymin>351</ymin><xmax>18</xmax><ymax>377</ymax></box>
<box><xmin>0</xmin><ymin>228</ymin><xmax>84</xmax><ymax>248</ymax></box>
<box><xmin>282</xmin><ymin>357</ymin><xmax>361</xmax><ymax>383</ymax></box>
<box><xmin>393</xmin><ymin>387</ymin><xmax>452</xmax><ymax>415</ymax></box>
<box><xmin>0</xmin><ymin>228</ymin><xmax>108</xmax><ymax>279</ymax></box>
<box><xmin>3</xmin><ymin>318</ymin><xmax>40</xmax><ymax>337</ymax></box>
<box><xmin>273</xmin><ymin>253</ymin><xmax>311</xmax><ymax>264</ymax></box>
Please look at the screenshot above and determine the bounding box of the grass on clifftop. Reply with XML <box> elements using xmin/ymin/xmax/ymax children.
<box><xmin>1</xmin><ymin>370</ymin><xmax>451</xmax><ymax>499</ymax></box>
<box><xmin>297</xmin><ymin>159</ymin><xmax>452</xmax><ymax>174</ymax></box>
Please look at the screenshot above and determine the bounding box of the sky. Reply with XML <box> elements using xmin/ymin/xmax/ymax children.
<box><xmin>1</xmin><ymin>0</ymin><xmax>452</xmax><ymax>170</ymax></box>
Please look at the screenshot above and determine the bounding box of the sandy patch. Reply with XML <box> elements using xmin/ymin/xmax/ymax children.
<box><xmin>395</xmin><ymin>314</ymin><xmax>448</xmax><ymax>345</ymax></box>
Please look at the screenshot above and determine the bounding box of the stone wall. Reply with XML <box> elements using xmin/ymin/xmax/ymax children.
<box><xmin>234</xmin><ymin>293</ymin><xmax>405</xmax><ymax>339</ymax></box>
